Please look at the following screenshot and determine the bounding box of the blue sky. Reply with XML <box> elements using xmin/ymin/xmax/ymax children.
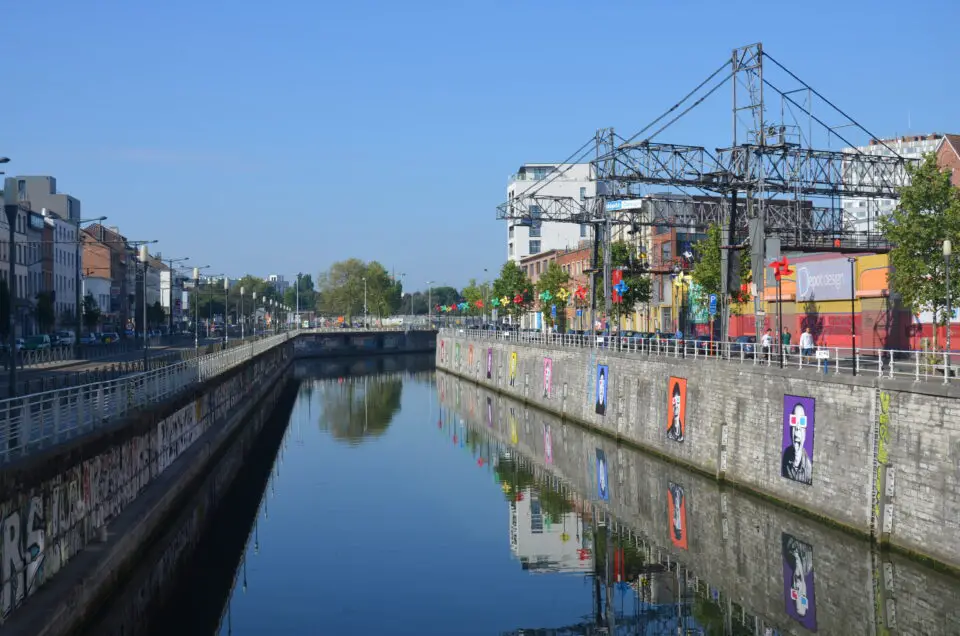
<box><xmin>5</xmin><ymin>0</ymin><xmax>957</xmax><ymax>292</ymax></box>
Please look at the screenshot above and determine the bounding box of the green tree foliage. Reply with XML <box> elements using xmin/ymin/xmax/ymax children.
<box><xmin>364</xmin><ymin>261</ymin><xmax>401</xmax><ymax>319</ymax></box>
<box><xmin>0</xmin><ymin>279</ymin><xmax>9</xmax><ymax>338</ymax></box>
<box><xmin>427</xmin><ymin>285</ymin><xmax>460</xmax><ymax>310</ymax></box>
<box><xmin>492</xmin><ymin>261</ymin><xmax>533</xmax><ymax>320</ymax></box>
<box><xmin>535</xmin><ymin>262</ymin><xmax>570</xmax><ymax>329</ymax></box>
<box><xmin>147</xmin><ymin>301</ymin><xmax>166</xmax><ymax>328</ymax></box>
<box><xmin>34</xmin><ymin>292</ymin><xmax>55</xmax><ymax>333</ymax></box>
<box><xmin>317</xmin><ymin>376</ymin><xmax>403</xmax><ymax>444</ymax></box>
<box><xmin>689</xmin><ymin>224</ymin><xmax>751</xmax><ymax>306</ymax></box>
<box><xmin>283</xmin><ymin>273</ymin><xmax>318</xmax><ymax>313</ymax></box>
<box><xmin>594</xmin><ymin>241</ymin><xmax>653</xmax><ymax>325</ymax></box>
<box><xmin>880</xmin><ymin>153</ymin><xmax>960</xmax><ymax>341</ymax></box>
<box><xmin>460</xmin><ymin>279</ymin><xmax>493</xmax><ymax>316</ymax></box>
<box><xmin>82</xmin><ymin>293</ymin><xmax>101</xmax><ymax>332</ymax></box>
<box><xmin>317</xmin><ymin>259</ymin><xmax>403</xmax><ymax>320</ymax></box>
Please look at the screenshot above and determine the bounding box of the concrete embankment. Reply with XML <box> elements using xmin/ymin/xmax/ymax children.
<box><xmin>0</xmin><ymin>341</ymin><xmax>292</xmax><ymax>635</ymax></box>
<box><xmin>436</xmin><ymin>333</ymin><xmax>960</xmax><ymax>572</ymax></box>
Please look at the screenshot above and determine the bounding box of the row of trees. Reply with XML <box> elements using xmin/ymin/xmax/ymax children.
<box><xmin>316</xmin><ymin>259</ymin><xmax>403</xmax><ymax>321</ymax></box>
<box><xmin>190</xmin><ymin>273</ymin><xmax>317</xmax><ymax>324</ymax></box>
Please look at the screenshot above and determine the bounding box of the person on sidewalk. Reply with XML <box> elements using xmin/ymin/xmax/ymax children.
<box><xmin>799</xmin><ymin>328</ymin><xmax>815</xmax><ymax>359</ymax></box>
<box><xmin>761</xmin><ymin>328</ymin><xmax>773</xmax><ymax>362</ymax></box>
<box><xmin>782</xmin><ymin>329</ymin><xmax>792</xmax><ymax>356</ymax></box>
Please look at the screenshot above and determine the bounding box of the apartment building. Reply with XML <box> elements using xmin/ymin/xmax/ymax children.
<box><xmin>505</xmin><ymin>163</ymin><xmax>595</xmax><ymax>263</ymax></box>
<box><xmin>83</xmin><ymin>224</ymin><xmax>133</xmax><ymax>332</ymax></box>
<box><xmin>41</xmin><ymin>209</ymin><xmax>79</xmax><ymax>326</ymax></box>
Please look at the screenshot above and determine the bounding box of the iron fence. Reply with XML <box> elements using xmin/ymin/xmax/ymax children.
<box><xmin>0</xmin><ymin>332</ymin><xmax>293</xmax><ymax>464</ymax></box>
<box><xmin>443</xmin><ymin>328</ymin><xmax>959</xmax><ymax>385</ymax></box>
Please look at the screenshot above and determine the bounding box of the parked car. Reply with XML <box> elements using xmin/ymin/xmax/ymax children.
<box><xmin>730</xmin><ymin>335</ymin><xmax>756</xmax><ymax>356</ymax></box>
<box><xmin>55</xmin><ymin>331</ymin><xmax>76</xmax><ymax>346</ymax></box>
<box><xmin>101</xmin><ymin>332</ymin><xmax>121</xmax><ymax>344</ymax></box>
<box><xmin>23</xmin><ymin>335</ymin><xmax>52</xmax><ymax>351</ymax></box>
<box><xmin>81</xmin><ymin>333</ymin><xmax>100</xmax><ymax>345</ymax></box>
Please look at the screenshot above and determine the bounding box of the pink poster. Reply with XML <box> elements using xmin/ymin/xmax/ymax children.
<box><xmin>543</xmin><ymin>357</ymin><xmax>553</xmax><ymax>398</ymax></box>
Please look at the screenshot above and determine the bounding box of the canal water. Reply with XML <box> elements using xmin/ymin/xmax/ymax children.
<box><xmin>83</xmin><ymin>355</ymin><xmax>960</xmax><ymax>635</ymax></box>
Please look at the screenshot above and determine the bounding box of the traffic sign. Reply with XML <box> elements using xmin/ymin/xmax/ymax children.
<box><xmin>708</xmin><ymin>294</ymin><xmax>717</xmax><ymax>316</ymax></box>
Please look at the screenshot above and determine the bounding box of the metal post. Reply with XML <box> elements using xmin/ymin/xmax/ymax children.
<box><xmin>945</xmin><ymin>240</ymin><xmax>953</xmax><ymax>377</ymax></box>
<box><xmin>427</xmin><ymin>281</ymin><xmax>434</xmax><ymax>326</ymax></box>
<box><xmin>848</xmin><ymin>257</ymin><xmax>857</xmax><ymax>376</ymax></box>
<box><xmin>224</xmin><ymin>277</ymin><xmax>229</xmax><ymax>344</ymax></box>
<box><xmin>241</xmin><ymin>287</ymin><xmax>245</xmax><ymax>340</ymax></box>
<box><xmin>75</xmin><ymin>227</ymin><xmax>82</xmax><ymax>347</ymax></box>
<box><xmin>140</xmin><ymin>245</ymin><xmax>149</xmax><ymax>371</ymax></box>
<box><xmin>778</xmin><ymin>276</ymin><xmax>784</xmax><ymax>368</ymax></box>
<box><xmin>5</xmin><ymin>201</ymin><xmax>19</xmax><ymax>397</ymax></box>
<box><xmin>363</xmin><ymin>277</ymin><xmax>368</xmax><ymax>328</ymax></box>
<box><xmin>296</xmin><ymin>272</ymin><xmax>300</xmax><ymax>328</ymax></box>
<box><xmin>193</xmin><ymin>268</ymin><xmax>200</xmax><ymax>352</ymax></box>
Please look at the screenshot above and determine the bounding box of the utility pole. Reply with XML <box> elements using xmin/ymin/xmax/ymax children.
<box><xmin>296</xmin><ymin>272</ymin><xmax>301</xmax><ymax>328</ymax></box>
<box><xmin>165</xmin><ymin>256</ymin><xmax>188</xmax><ymax>338</ymax></box>
<box><xmin>3</xmin><ymin>173</ymin><xmax>19</xmax><ymax>398</ymax></box>
<box><xmin>74</xmin><ymin>216</ymin><xmax>107</xmax><ymax>348</ymax></box>
<box><xmin>139</xmin><ymin>245</ymin><xmax>150</xmax><ymax>371</ymax></box>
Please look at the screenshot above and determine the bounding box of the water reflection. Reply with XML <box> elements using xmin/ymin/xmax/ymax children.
<box><xmin>436</xmin><ymin>371</ymin><xmax>960</xmax><ymax>636</ymax></box>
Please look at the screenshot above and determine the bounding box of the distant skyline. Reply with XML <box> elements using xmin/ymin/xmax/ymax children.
<box><xmin>4</xmin><ymin>0</ymin><xmax>957</xmax><ymax>292</ymax></box>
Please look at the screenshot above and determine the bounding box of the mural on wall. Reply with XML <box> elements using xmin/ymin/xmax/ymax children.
<box><xmin>467</xmin><ymin>344</ymin><xmax>474</xmax><ymax>367</ymax></box>
<box><xmin>486</xmin><ymin>348</ymin><xmax>493</xmax><ymax>379</ymax></box>
<box><xmin>667</xmin><ymin>482</ymin><xmax>688</xmax><ymax>550</ymax></box>
<box><xmin>595</xmin><ymin>364</ymin><xmax>609</xmax><ymax>416</ymax></box>
<box><xmin>667</xmin><ymin>377</ymin><xmax>687</xmax><ymax>442</ymax></box>
<box><xmin>543</xmin><ymin>423</ymin><xmax>553</xmax><ymax>465</ymax></box>
<box><xmin>542</xmin><ymin>358</ymin><xmax>553</xmax><ymax>398</ymax></box>
<box><xmin>781</xmin><ymin>395</ymin><xmax>815</xmax><ymax>485</ymax></box>
<box><xmin>509</xmin><ymin>352</ymin><xmax>518</xmax><ymax>387</ymax></box>
<box><xmin>782</xmin><ymin>533</ymin><xmax>818</xmax><ymax>630</ymax></box>
<box><xmin>596</xmin><ymin>448</ymin><xmax>609</xmax><ymax>500</ymax></box>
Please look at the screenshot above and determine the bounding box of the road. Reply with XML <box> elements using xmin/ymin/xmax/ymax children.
<box><xmin>0</xmin><ymin>337</ymin><xmax>225</xmax><ymax>399</ymax></box>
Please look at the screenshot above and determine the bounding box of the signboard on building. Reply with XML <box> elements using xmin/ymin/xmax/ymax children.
<box><xmin>28</xmin><ymin>212</ymin><xmax>45</xmax><ymax>231</ymax></box>
<box><xmin>795</xmin><ymin>259</ymin><xmax>853</xmax><ymax>302</ymax></box>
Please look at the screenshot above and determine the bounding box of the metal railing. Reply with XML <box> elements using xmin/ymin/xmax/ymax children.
<box><xmin>0</xmin><ymin>332</ymin><xmax>294</xmax><ymax>464</ymax></box>
<box><xmin>443</xmin><ymin>328</ymin><xmax>959</xmax><ymax>385</ymax></box>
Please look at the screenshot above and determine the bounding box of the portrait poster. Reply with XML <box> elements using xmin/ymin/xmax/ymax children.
<box><xmin>440</xmin><ymin>339</ymin><xmax>446</xmax><ymax>361</ymax></box>
<box><xmin>667</xmin><ymin>377</ymin><xmax>687</xmax><ymax>442</ymax></box>
<box><xmin>486</xmin><ymin>347</ymin><xmax>493</xmax><ymax>379</ymax></box>
<box><xmin>782</xmin><ymin>533</ymin><xmax>817</xmax><ymax>631</ymax></box>
<box><xmin>544</xmin><ymin>423</ymin><xmax>553</xmax><ymax>465</ymax></box>
<box><xmin>595</xmin><ymin>364</ymin><xmax>609</xmax><ymax>416</ymax></box>
<box><xmin>543</xmin><ymin>357</ymin><xmax>553</xmax><ymax>398</ymax></box>
<box><xmin>667</xmin><ymin>482</ymin><xmax>688</xmax><ymax>550</ymax></box>
<box><xmin>486</xmin><ymin>397</ymin><xmax>493</xmax><ymax>428</ymax></box>
<box><xmin>468</xmin><ymin>344</ymin><xmax>474</xmax><ymax>367</ymax></box>
<box><xmin>596</xmin><ymin>448</ymin><xmax>609</xmax><ymax>500</ymax></box>
<box><xmin>782</xmin><ymin>395</ymin><xmax>815</xmax><ymax>485</ymax></box>
<box><xmin>509</xmin><ymin>352</ymin><xmax>518</xmax><ymax>387</ymax></box>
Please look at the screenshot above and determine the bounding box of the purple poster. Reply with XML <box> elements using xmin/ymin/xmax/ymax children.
<box><xmin>782</xmin><ymin>533</ymin><xmax>817</xmax><ymax>630</ymax></box>
<box><xmin>486</xmin><ymin>348</ymin><xmax>493</xmax><ymax>379</ymax></box>
<box><xmin>781</xmin><ymin>395</ymin><xmax>815</xmax><ymax>485</ymax></box>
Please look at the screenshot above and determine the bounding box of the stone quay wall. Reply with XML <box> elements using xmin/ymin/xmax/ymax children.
<box><xmin>436</xmin><ymin>332</ymin><xmax>960</xmax><ymax>571</ymax></box>
<box><xmin>437</xmin><ymin>373</ymin><xmax>960</xmax><ymax>636</ymax></box>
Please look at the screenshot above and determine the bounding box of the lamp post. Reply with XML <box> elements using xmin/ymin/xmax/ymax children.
<box><xmin>191</xmin><ymin>265</ymin><xmax>209</xmax><ymax>352</ymax></box>
<box><xmin>3</xmin><ymin>169</ymin><xmax>20</xmax><ymax>398</ymax></box>
<box><xmin>240</xmin><ymin>286</ymin><xmax>245</xmax><ymax>340</ymax></box>
<box><xmin>223</xmin><ymin>277</ymin><xmax>230</xmax><ymax>344</ymax></box>
<box><xmin>427</xmin><ymin>280</ymin><xmax>434</xmax><ymax>326</ymax></box>
<box><xmin>483</xmin><ymin>268</ymin><xmax>489</xmax><ymax>325</ymax></box>
<box><xmin>362</xmin><ymin>277</ymin><xmax>368</xmax><ymax>328</ymax></box>
<box><xmin>847</xmin><ymin>257</ymin><xmax>857</xmax><ymax>376</ymax></box>
<box><xmin>164</xmin><ymin>256</ymin><xmax>188</xmax><ymax>337</ymax></box>
<box><xmin>945</xmin><ymin>239</ymin><xmax>953</xmax><ymax>376</ymax></box>
<box><xmin>252</xmin><ymin>291</ymin><xmax>258</xmax><ymax>336</ymax></box>
<box><xmin>296</xmin><ymin>272</ymin><xmax>301</xmax><ymax>328</ymax></box>
<box><xmin>138</xmin><ymin>245</ymin><xmax>150</xmax><ymax>371</ymax></box>
<box><xmin>74</xmin><ymin>216</ymin><xmax>107</xmax><ymax>347</ymax></box>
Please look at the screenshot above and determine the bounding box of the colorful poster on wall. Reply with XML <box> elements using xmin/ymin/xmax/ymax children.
<box><xmin>487</xmin><ymin>397</ymin><xmax>493</xmax><ymax>428</ymax></box>
<box><xmin>543</xmin><ymin>357</ymin><xmax>553</xmax><ymax>398</ymax></box>
<box><xmin>486</xmin><ymin>348</ymin><xmax>493</xmax><ymax>379</ymax></box>
<box><xmin>468</xmin><ymin>344</ymin><xmax>474</xmax><ymax>367</ymax></box>
<box><xmin>440</xmin><ymin>339</ymin><xmax>446</xmax><ymax>361</ymax></box>
<box><xmin>596</xmin><ymin>448</ymin><xmax>609</xmax><ymax>500</ymax></box>
<box><xmin>667</xmin><ymin>482</ymin><xmax>688</xmax><ymax>550</ymax></box>
<box><xmin>509</xmin><ymin>352</ymin><xmax>518</xmax><ymax>387</ymax></box>
<box><xmin>544</xmin><ymin>423</ymin><xmax>553</xmax><ymax>465</ymax></box>
<box><xmin>782</xmin><ymin>533</ymin><xmax>818</xmax><ymax>630</ymax></box>
<box><xmin>595</xmin><ymin>364</ymin><xmax>609</xmax><ymax>416</ymax></box>
<box><xmin>667</xmin><ymin>377</ymin><xmax>687</xmax><ymax>442</ymax></box>
<box><xmin>782</xmin><ymin>395</ymin><xmax>815</xmax><ymax>485</ymax></box>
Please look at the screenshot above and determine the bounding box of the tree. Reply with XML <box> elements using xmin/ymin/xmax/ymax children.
<box><xmin>427</xmin><ymin>286</ymin><xmax>460</xmax><ymax>309</ymax></box>
<box><xmin>535</xmin><ymin>262</ymin><xmax>570</xmax><ymax>330</ymax></box>
<box><xmin>283</xmin><ymin>273</ymin><xmax>318</xmax><ymax>313</ymax></box>
<box><xmin>148</xmin><ymin>301</ymin><xmax>166</xmax><ymax>328</ymax></box>
<box><xmin>318</xmin><ymin>259</ymin><xmax>404</xmax><ymax>321</ymax></box>
<box><xmin>82</xmin><ymin>293</ymin><xmax>101</xmax><ymax>332</ymax></box>
<box><xmin>364</xmin><ymin>261</ymin><xmax>397</xmax><ymax>320</ymax></box>
<box><xmin>317</xmin><ymin>376</ymin><xmax>403</xmax><ymax>444</ymax></box>
<box><xmin>689</xmin><ymin>224</ymin><xmax>752</xmax><ymax>307</ymax></box>
<box><xmin>35</xmin><ymin>292</ymin><xmax>55</xmax><ymax>334</ymax></box>
<box><xmin>595</xmin><ymin>241</ymin><xmax>654</xmax><ymax>327</ymax></box>
<box><xmin>492</xmin><ymin>261</ymin><xmax>533</xmax><ymax>321</ymax></box>
<box><xmin>0</xmin><ymin>279</ymin><xmax>9</xmax><ymax>339</ymax></box>
<box><xmin>881</xmin><ymin>153</ymin><xmax>960</xmax><ymax>347</ymax></box>
<box><xmin>460</xmin><ymin>279</ymin><xmax>493</xmax><ymax>317</ymax></box>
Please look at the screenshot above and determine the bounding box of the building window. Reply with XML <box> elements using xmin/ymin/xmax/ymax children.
<box><xmin>509</xmin><ymin>226</ymin><xmax>514</xmax><ymax>239</ymax></box>
<box><xmin>529</xmin><ymin>240</ymin><xmax>541</xmax><ymax>254</ymax></box>
<box><xmin>661</xmin><ymin>242</ymin><xmax>672</xmax><ymax>262</ymax></box>
<box><xmin>580</xmin><ymin>187</ymin><xmax>586</xmax><ymax>201</ymax></box>
<box><xmin>509</xmin><ymin>242</ymin><xmax>514</xmax><ymax>257</ymax></box>
<box><xmin>580</xmin><ymin>223</ymin><xmax>589</xmax><ymax>238</ymax></box>
<box><xmin>530</xmin><ymin>223</ymin><xmax>541</xmax><ymax>238</ymax></box>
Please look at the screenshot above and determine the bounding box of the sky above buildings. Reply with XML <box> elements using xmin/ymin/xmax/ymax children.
<box><xmin>4</xmin><ymin>0</ymin><xmax>958</xmax><ymax>292</ymax></box>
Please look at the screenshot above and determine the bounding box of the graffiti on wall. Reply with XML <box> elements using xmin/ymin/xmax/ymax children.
<box><xmin>874</xmin><ymin>390</ymin><xmax>890</xmax><ymax>536</ymax></box>
<box><xmin>667</xmin><ymin>377</ymin><xmax>687</xmax><ymax>442</ymax></box>
<box><xmin>0</xmin><ymin>353</ymin><xmax>265</xmax><ymax>623</ymax></box>
<box><xmin>509</xmin><ymin>352</ymin><xmax>518</xmax><ymax>387</ymax></box>
<box><xmin>486</xmin><ymin>348</ymin><xmax>493</xmax><ymax>379</ymax></box>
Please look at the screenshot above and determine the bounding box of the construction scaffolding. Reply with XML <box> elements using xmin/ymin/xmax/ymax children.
<box><xmin>497</xmin><ymin>42</ymin><xmax>918</xmax><ymax>341</ymax></box>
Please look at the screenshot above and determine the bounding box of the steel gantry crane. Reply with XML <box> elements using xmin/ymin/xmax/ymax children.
<box><xmin>498</xmin><ymin>42</ymin><xmax>918</xmax><ymax>342</ymax></box>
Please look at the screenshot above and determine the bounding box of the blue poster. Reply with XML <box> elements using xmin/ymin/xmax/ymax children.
<box><xmin>596</xmin><ymin>448</ymin><xmax>609</xmax><ymax>500</ymax></box>
<box><xmin>595</xmin><ymin>364</ymin><xmax>609</xmax><ymax>416</ymax></box>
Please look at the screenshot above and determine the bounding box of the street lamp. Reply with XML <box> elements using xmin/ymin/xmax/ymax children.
<box><xmin>362</xmin><ymin>277</ymin><xmax>368</xmax><ymax>328</ymax></box>
<box><xmin>191</xmin><ymin>265</ymin><xmax>209</xmax><ymax>351</ymax></box>
<box><xmin>138</xmin><ymin>245</ymin><xmax>150</xmax><ymax>371</ymax></box>
<box><xmin>483</xmin><ymin>268</ymin><xmax>489</xmax><ymax>325</ymax></box>
<box><xmin>223</xmin><ymin>277</ymin><xmax>230</xmax><ymax>344</ymax></box>
<box><xmin>847</xmin><ymin>257</ymin><xmax>857</xmax><ymax>376</ymax></box>
<box><xmin>75</xmin><ymin>215</ymin><xmax>107</xmax><ymax>347</ymax></box>
<box><xmin>3</xmin><ymin>174</ymin><xmax>21</xmax><ymax>398</ymax></box>
<box><xmin>162</xmin><ymin>255</ymin><xmax>188</xmax><ymax>337</ymax></box>
<box><xmin>945</xmin><ymin>239</ymin><xmax>953</xmax><ymax>376</ymax></box>
<box><xmin>252</xmin><ymin>291</ymin><xmax>258</xmax><ymax>335</ymax></box>
<box><xmin>240</xmin><ymin>286</ymin><xmax>245</xmax><ymax>340</ymax></box>
<box><xmin>427</xmin><ymin>280</ymin><xmax>435</xmax><ymax>326</ymax></box>
<box><xmin>296</xmin><ymin>272</ymin><xmax>301</xmax><ymax>328</ymax></box>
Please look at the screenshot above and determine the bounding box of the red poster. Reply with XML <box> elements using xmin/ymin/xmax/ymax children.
<box><xmin>612</xmin><ymin>269</ymin><xmax>623</xmax><ymax>303</ymax></box>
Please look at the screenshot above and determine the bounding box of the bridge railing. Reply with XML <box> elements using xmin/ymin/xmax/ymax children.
<box><xmin>302</xmin><ymin>325</ymin><xmax>437</xmax><ymax>332</ymax></box>
<box><xmin>444</xmin><ymin>328</ymin><xmax>959</xmax><ymax>385</ymax></box>
<box><xmin>0</xmin><ymin>332</ymin><xmax>294</xmax><ymax>464</ymax></box>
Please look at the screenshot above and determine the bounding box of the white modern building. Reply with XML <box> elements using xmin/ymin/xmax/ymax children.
<box><xmin>509</xmin><ymin>490</ymin><xmax>592</xmax><ymax>574</ymax></box>
<box><xmin>82</xmin><ymin>276</ymin><xmax>111</xmax><ymax>315</ymax></box>
<box><xmin>267</xmin><ymin>273</ymin><xmax>289</xmax><ymax>294</ymax></box>
<box><xmin>42</xmin><ymin>209</ymin><xmax>79</xmax><ymax>326</ymax></box>
<box><xmin>506</xmin><ymin>163</ymin><xmax>595</xmax><ymax>263</ymax></box>
<box><xmin>158</xmin><ymin>266</ymin><xmax>186</xmax><ymax>326</ymax></box>
<box><xmin>842</xmin><ymin>133</ymin><xmax>950</xmax><ymax>234</ymax></box>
